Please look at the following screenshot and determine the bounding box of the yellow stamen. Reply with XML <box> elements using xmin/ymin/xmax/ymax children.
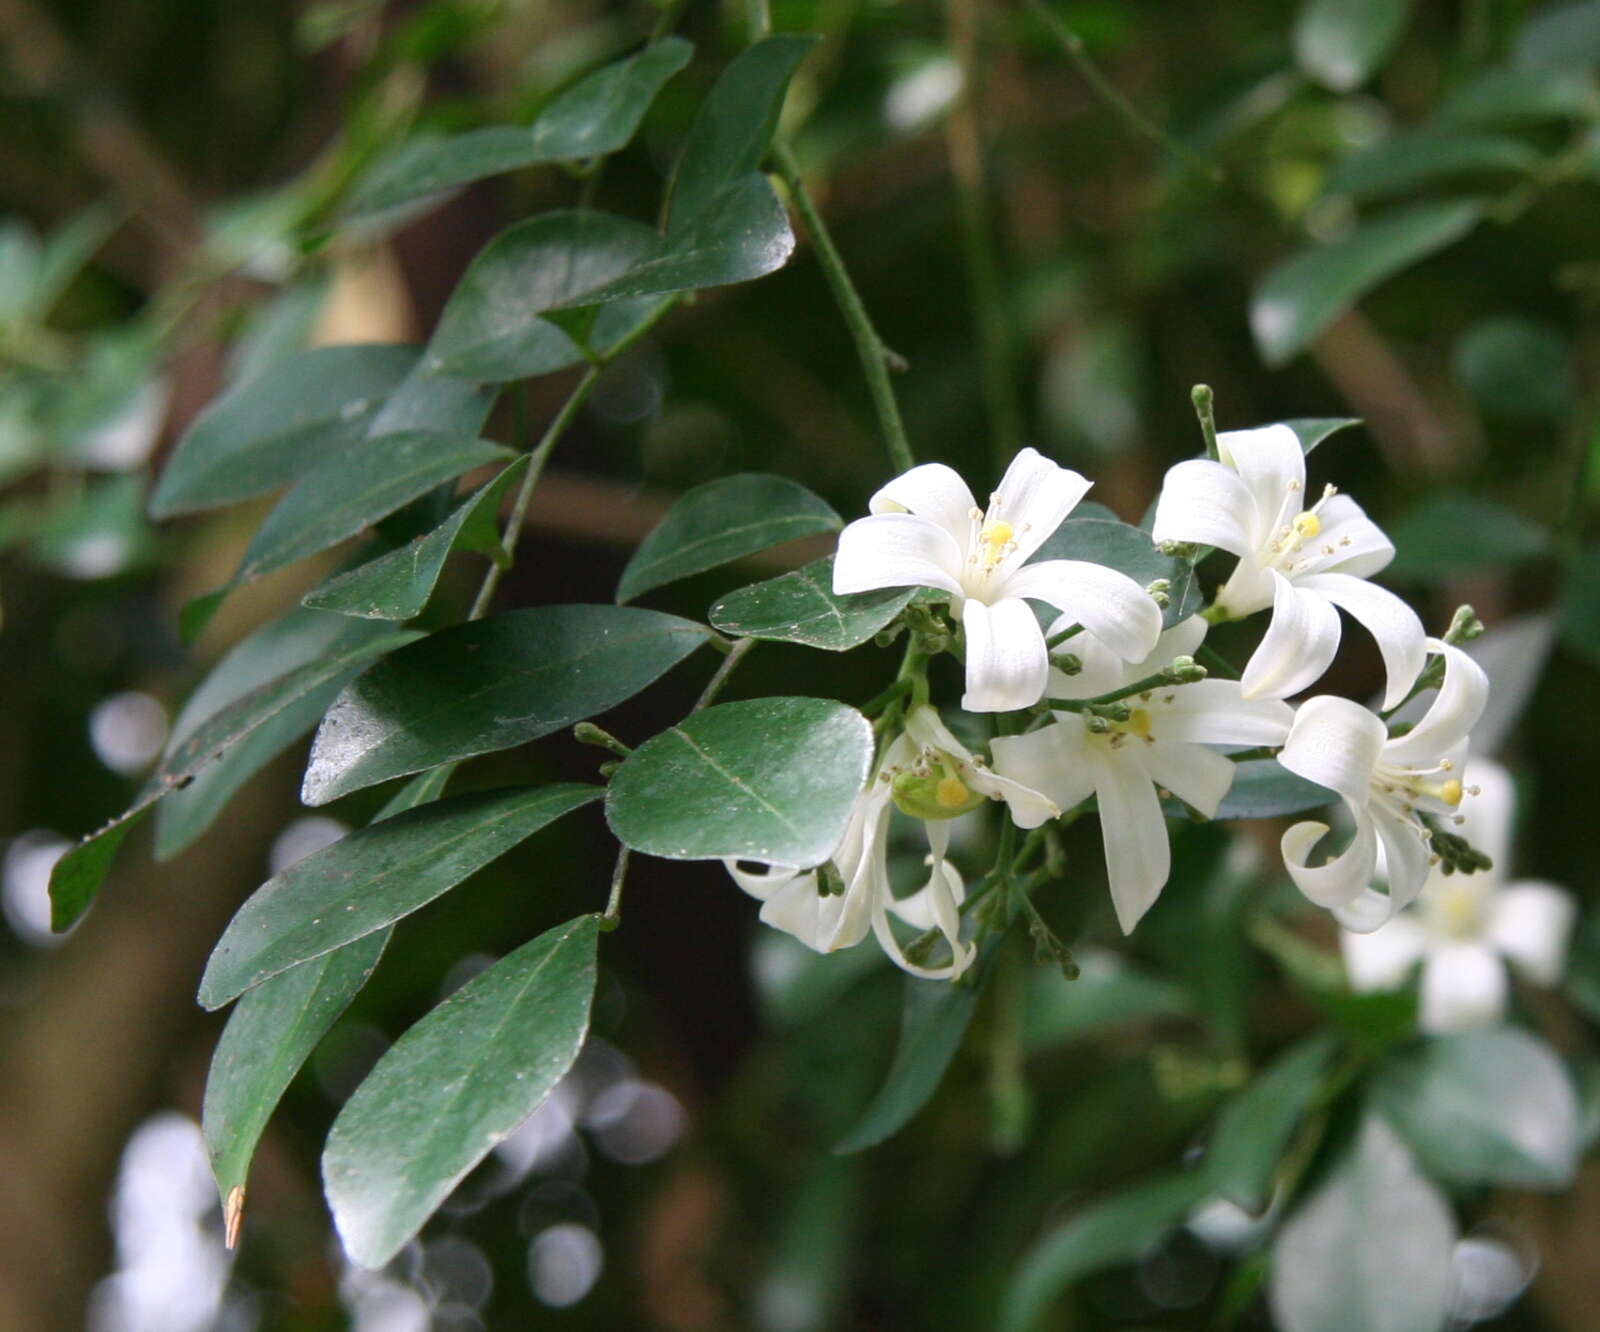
<box><xmin>980</xmin><ymin>520</ymin><xmax>1014</xmax><ymax>553</ymax></box>
<box><xmin>1292</xmin><ymin>511</ymin><xmax>1321</xmax><ymax>539</ymax></box>
<box><xmin>1439</xmin><ymin>778</ymin><xmax>1462</xmax><ymax>807</ymax></box>
<box><xmin>1125</xmin><ymin>708</ymin><xmax>1152</xmax><ymax>738</ymax></box>
<box><xmin>936</xmin><ymin>776</ymin><xmax>971</xmax><ymax>809</ymax></box>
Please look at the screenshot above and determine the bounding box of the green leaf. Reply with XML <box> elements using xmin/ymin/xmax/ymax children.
<box><xmin>618</xmin><ymin>473</ymin><xmax>841</xmax><ymax>603</ymax></box>
<box><xmin>204</xmin><ymin>928</ymin><xmax>389</xmax><ymax>1210</ymax></box>
<box><xmin>347</xmin><ymin>38</ymin><xmax>692</xmax><ymax>218</ymax></box>
<box><xmin>1000</xmin><ymin>1173</ymin><xmax>1212</xmax><ymax>1332</ymax></box>
<box><xmin>1513</xmin><ymin>0</ymin><xmax>1600</xmax><ymax>74</ymax></box>
<box><xmin>1562</xmin><ymin>543</ymin><xmax>1600</xmax><ymax>672</ymax></box>
<box><xmin>605</xmin><ymin>697</ymin><xmax>872</xmax><ymax>866</ymax></box>
<box><xmin>324</xmin><ymin>914</ymin><xmax>600</xmax><ymax>1268</ymax></box>
<box><xmin>50</xmin><ymin>630</ymin><xmax>419</xmax><ymax>929</ymax></box>
<box><xmin>303</xmin><ymin>456</ymin><xmax>526</xmax><ymax>620</ymax></box>
<box><xmin>1205</xmin><ymin>1034</ymin><xmax>1339</xmax><ymax>1211</ymax></box>
<box><xmin>1268</xmin><ymin>1112</ymin><xmax>1456</xmax><ymax>1332</ymax></box>
<box><xmin>303</xmin><ymin>606</ymin><xmax>711</xmax><ymax>805</ymax></box>
<box><xmin>1211</xmin><ymin>759</ymin><xmax>1335</xmax><ymax>820</ymax></box>
<box><xmin>0</xmin><ymin>218</ymin><xmax>41</xmax><ymax>322</ymax></box>
<box><xmin>199</xmin><ymin>784</ymin><xmax>600</xmax><ymax>1008</ymax></box>
<box><xmin>708</xmin><ymin>554</ymin><xmax>914</xmax><ymax>650</ymax></box>
<box><xmin>1251</xmin><ymin>201</ymin><xmax>1484</xmax><ymax>367</ymax></box>
<box><xmin>1453</xmin><ymin>316</ymin><xmax>1575</xmax><ymax>420</ymax></box>
<box><xmin>1325</xmin><ymin>130</ymin><xmax>1539</xmax><ymax>201</ymax></box>
<box><xmin>1293</xmin><ymin>0</ymin><xmax>1415</xmax><ymax>91</ymax></box>
<box><xmin>1374</xmin><ymin>1026</ymin><xmax>1580</xmax><ymax>1188</ymax></box>
<box><xmin>31</xmin><ymin>204</ymin><xmax>116</xmax><ymax>318</ymax></box>
<box><xmin>667</xmin><ymin>34</ymin><xmax>817</xmax><ymax>232</ymax></box>
<box><xmin>1033</xmin><ymin>516</ymin><xmax>1202</xmax><ymax>627</ymax></box>
<box><xmin>835</xmin><ymin>974</ymin><xmax>981</xmax><ymax>1154</ymax></box>
<box><xmin>1437</xmin><ymin>67</ymin><xmax>1600</xmax><ymax>126</ymax></box>
<box><xmin>362</xmin><ymin>362</ymin><xmax>497</xmax><ymax>439</ymax></box>
<box><xmin>150</xmin><ymin>345</ymin><xmax>421</xmax><ymax>517</ymax></box>
<box><xmin>1282</xmin><ymin>417</ymin><xmax>1362</xmax><ymax>454</ymax></box>
<box><xmin>1385</xmin><ymin>493</ymin><xmax>1550</xmax><ymax>580</ymax></box>
<box><xmin>1022</xmin><ymin>948</ymin><xmax>1194</xmax><ymax>1052</ymax></box>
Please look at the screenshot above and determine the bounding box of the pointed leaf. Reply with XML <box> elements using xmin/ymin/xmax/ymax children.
<box><xmin>605</xmin><ymin>697</ymin><xmax>871</xmax><ymax>865</ymax></box>
<box><xmin>363</xmin><ymin>363</ymin><xmax>496</xmax><ymax>439</ymax></box>
<box><xmin>1293</xmin><ymin>0</ymin><xmax>1415</xmax><ymax>92</ymax></box>
<box><xmin>303</xmin><ymin>606</ymin><xmax>711</xmax><ymax>804</ymax></box>
<box><xmin>1205</xmin><ymin>1034</ymin><xmax>1339</xmax><ymax>1210</ymax></box>
<box><xmin>1283</xmin><ymin>416</ymin><xmax>1361</xmax><ymax>454</ymax></box>
<box><xmin>618</xmin><ymin>473</ymin><xmax>840</xmax><ymax>603</ymax></box>
<box><xmin>324</xmin><ymin>915</ymin><xmax>600</xmax><ymax>1268</ymax></box>
<box><xmin>709</xmin><ymin>554</ymin><xmax>913</xmax><ymax>650</ymax></box>
<box><xmin>1385</xmin><ymin>493</ymin><xmax>1550</xmax><ymax>580</ymax></box>
<box><xmin>1325</xmin><ymin>130</ymin><xmax>1539</xmax><ymax>201</ymax></box>
<box><xmin>200</xmin><ymin>784</ymin><xmax>600</xmax><ymax>1008</ymax></box>
<box><xmin>1438</xmin><ymin>66</ymin><xmax>1600</xmax><ymax>125</ymax></box>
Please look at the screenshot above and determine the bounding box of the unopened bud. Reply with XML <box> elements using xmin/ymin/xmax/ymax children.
<box><xmin>1162</xmin><ymin>655</ymin><xmax>1207</xmax><ymax>684</ymax></box>
<box><xmin>1099</xmin><ymin>701</ymin><xmax>1133</xmax><ymax>723</ymax></box>
<box><xmin>1145</xmin><ymin>578</ymin><xmax>1171</xmax><ymax>609</ymax></box>
<box><xmin>1051</xmin><ymin>652</ymin><xmax>1083</xmax><ymax>675</ymax></box>
<box><xmin>1159</xmin><ymin>539</ymin><xmax>1202</xmax><ymax>561</ymax></box>
<box><xmin>598</xmin><ymin>760</ymin><xmax>621</xmax><ymax>778</ymax></box>
<box><xmin>1084</xmin><ymin>714</ymin><xmax>1112</xmax><ymax>734</ymax></box>
<box><xmin>817</xmin><ymin>861</ymin><xmax>846</xmax><ymax>897</ymax></box>
<box><xmin>1445</xmin><ymin>604</ymin><xmax>1484</xmax><ymax>644</ymax></box>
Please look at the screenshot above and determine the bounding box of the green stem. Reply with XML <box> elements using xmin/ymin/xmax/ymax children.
<box><xmin>773</xmin><ymin>142</ymin><xmax>915</xmax><ymax>474</ymax></box>
<box><xmin>1197</xmin><ymin>643</ymin><xmax>1238</xmax><ymax>680</ymax></box>
<box><xmin>1045</xmin><ymin>621</ymin><xmax>1083</xmax><ymax>649</ymax></box>
<box><xmin>694</xmin><ymin>636</ymin><xmax>756</xmax><ymax>711</ymax></box>
<box><xmin>1047</xmin><ymin>668</ymin><xmax>1191</xmax><ymax>711</ymax></box>
<box><xmin>602</xmin><ymin>847</ymin><xmax>630</xmax><ymax>928</ymax></box>
<box><xmin>746</xmin><ymin>0</ymin><xmax>772</xmax><ymax>39</ymax></box>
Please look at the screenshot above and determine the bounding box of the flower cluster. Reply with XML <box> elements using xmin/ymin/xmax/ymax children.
<box><xmin>725</xmin><ymin>429</ymin><xmax>1560</xmax><ymax>1008</ymax></box>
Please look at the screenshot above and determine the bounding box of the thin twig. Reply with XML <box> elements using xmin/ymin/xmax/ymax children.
<box><xmin>693</xmin><ymin>636</ymin><xmax>757</xmax><ymax>712</ymax></box>
<box><xmin>603</xmin><ymin>847</ymin><xmax>630</xmax><ymax>927</ymax></box>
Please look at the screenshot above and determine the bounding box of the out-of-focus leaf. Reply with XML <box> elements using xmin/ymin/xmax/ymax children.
<box><xmin>29</xmin><ymin>473</ymin><xmax>156</xmax><ymax>580</ymax></box>
<box><xmin>618</xmin><ymin>473</ymin><xmax>840</xmax><ymax>603</ymax></box>
<box><xmin>709</xmin><ymin>555</ymin><xmax>914</xmax><ymax>651</ymax></box>
<box><xmin>1513</xmin><ymin>0</ymin><xmax>1600</xmax><ymax>74</ymax></box>
<box><xmin>1269</xmin><ymin>1113</ymin><xmax>1456</xmax><ymax>1332</ymax></box>
<box><xmin>1251</xmin><ymin>201</ymin><xmax>1483</xmax><ymax>367</ymax></box>
<box><xmin>303</xmin><ymin>606</ymin><xmax>711</xmax><ymax>804</ymax></box>
<box><xmin>1033</xmin><ymin>516</ymin><xmax>1201</xmax><ymax>627</ymax></box>
<box><xmin>31</xmin><ymin>204</ymin><xmax>117</xmax><ymax>317</ymax></box>
<box><xmin>606</xmin><ymin>698</ymin><xmax>872</xmax><ymax>866</ymax></box>
<box><xmin>0</xmin><ymin>218</ymin><xmax>42</xmax><ymax>321</ymax></box>
<box><xmin>1293</xmin><ymin>0</ymin><xmax>1415</xmax><ymax>91</ymax></box>
<box><xmin>324</xmin><ymin>915</ymin><xmax>599</xmax><ymax>1268</ymax></box>
<box><xmin>1205</xmin><ymin>1034</ymin><xmax>1339</xmax><ymax>1210</ymax></box>
<box><xmin>1437</xmin><ymin>67</ymin><xmax>1600</xmax><ymax>125</ymax></box>
<box><xmin>1385</xmin><ymin>494</ymin><xmax>1550</xmax><ymax>580</ymax></box>
<box><xmin>1453</xmin><ymin>317</ymin><xmax>1575</xmax><ymax>420</ymax></box>
<box><xmin>1023</xmin><ymin>949</ymin><xmax>1194</xmax><ymax>1052</ymax></box>
<box><xmin>1325</xmin><ymin>130</ymin><xmax>1539</xmax><ymax>201</ymax></box>
<box><xmin>1559</xmin><ymin>544</ymin><xmax>1600</xmax><ymax>672</ymax></box>
<box><xmin>1283</xmin><ymin>417</ymin><xmax>1361</xmax><ymax>454</ymax></box>
<box><xmin>1374</xmin><ymin>1027</ymin><xmax>1581</xmax><ymax>1188</ymax></box>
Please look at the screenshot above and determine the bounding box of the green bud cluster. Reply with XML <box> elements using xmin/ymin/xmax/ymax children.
<box><xmin>1444</xmin><ymin>603</ymin><xmax>1484</xmax><ymax>645</ymax></box>
<box><xmin>1160</xmin><ymin>655</ymin><xmax>1207</xmax><ymax>685</ymax></box>
<box><xmin>1428</xmin><ymin>825</ymin><xmax>1493</xmax><ymax>877</ymax></box>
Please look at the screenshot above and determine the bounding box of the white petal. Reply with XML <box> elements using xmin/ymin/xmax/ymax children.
<box><xmin>1042</xmin><ymin>613</ymin><xmax>1129</xmax><ymax>700</ymax></box>
<box><xmin>1214</xmin><ymin>557</ymin><xmax>1275</xmax><ymax>618</ymax></box>
<box><xmin>888</xmin><ymin>857</ymin><xmax>967</xmax><ymax>929</ymax></box>
<box><xmin>1297</xmin><ymin>572</ymin><xmax>1426</xmax><ymax>711</ymax></box>
<box><xmin>1486</xmin><ymin>881</ymin><xmax>1576</xmax><ymax>985</ymax></box>
<box><xmin>1281</xmin><ymin>808</ymin><xmax>1378</xmax><ymax>910</ymax></box>
<box><xmin>758</xmin><ymin>872</ymin><xmax>870</xmax><ymax>953</ymax></box>
<box><xmin>1340</xmin><ymin>917</ymin><xmax>1428</xmax><ymax>991</ymax></box>
<box><xmin>1239</xmin><ymin>571</ymin><xmax>1342</xmax><ymax>700</ymax></box>
<box><xmin>870</xmin><ymin>880</ymin><xmax>975</xmax><ymax>981</ymax></box>
<box><xmin>965</xmin><ymin>764</ymin><xmax>1061</xmax><ymax>828</ymax></box>
<box><xmin>1381</xmin><ymin>640</ymin><xmax>1489</xmax><ymax>768</ymax></box>
<box><xmin>833</xmin><ymin>512</ymin><xmax>965</xmax><ymax>597</ymax></box>
<box><xmin>990</xmin><ymin>720</ymin><xmax>1096</xmax><ymax>814</ymax></box>
<box><xmin>1371</xmin><ymin>803</ymin><xmax>1432</xmax><ymax>913</ymax></box>
<box><xmin>1156</xmin><ymin>680</ymin><xmax>1295</xmax><ymax>748</ymax></box>
<box><xmin>723</xmin><ymin>857</ymin><xmax>803</xmax><ymax>900</ymax></box>
<box><xmin>902</xmin><ymin>705</ymin><xmax>976</xmax><ymax>763</ymax></box>
<box><xmin>1419</xmin><ymin>942</ymin><xmax>1507</xmax><ymax>1033</ymax></box>
<box><xmin>1279</xmin><ymin>695</ymin><xmax>1387</xmax><ymax>804</ymax></box>
<box><xmin>1151</xmin><ymin>614</ymin><xmax>1210</xmax><ymax>665</ymax></box>
<box><xmin>868</xmin><ymin>461</ymin><xmax>977</xmax><ymax>548</ymax></box>
<box><xmin>1004</xmin><ymin>559</ymin><xmax>1162</xmax><ymax>663</ymax></box>
<box><xmin>1216</xmin><ymin>424</ymin><xmax>1306</xmax><ymax>549</ymax></box>
<box><xmin>1150</xmin><ymin>458</ymin><xmax>1256</xmax><ymax>556</ymax></box>
<box><xmin>961</xmin><ymin>596</ymin><xmax>1050</xmax><ymax>711</ymax></box>
<box><xmin>1137</xmin><ymin>740</ymin><xmax>1236</xmax><ymax>818</ymax></box>
<box><xmin>1307</xmin><ymin>494</ymin><xmax>1394</xmax><ymax>580</ymax></box>
<box><xmin>1089</xmin><ymin>749</ymin><xmax>1170</xmax><ymax>933</ymax></box>
<box><xmin>989</xmin><ymin>447</ymin><xmax>1092</xmax><ymax>565</ymax></box>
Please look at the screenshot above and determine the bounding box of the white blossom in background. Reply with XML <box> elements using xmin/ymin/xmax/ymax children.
<box><xmin>833</xmin><ymin>448</ymin><xmax>1162</xmax><ymax>711</ymax></box>
<box><xmin>1341</xmin><ymin>759</ymin><xmax>1575</xmax><ymax>1032</ymax></box>
<box><xmin>1151</xmin><ymin>423</ymin><xmax>1425</xmax><ymax>708</ymax></box>
<box><xmin>990</xmin><ymin>616</ymin><xmax>1294</xmax><ymax>932</ymax></box>
<box><xmin>1278</xmin><ymin>638</ymin><xmax>1489</xmax><ymax>933</ymax></box>
<box><xmin>724</xmin><ymin>706</ymin><xmax>1056</xmax><ymax>979</ymax></box>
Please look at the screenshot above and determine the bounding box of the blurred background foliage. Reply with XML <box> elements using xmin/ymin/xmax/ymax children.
<box><xmin>2</xmin><ymin>0</ymin><xmax>1599</xmax><ymax>1328</ymax></box>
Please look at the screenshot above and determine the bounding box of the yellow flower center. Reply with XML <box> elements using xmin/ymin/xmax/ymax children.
<box><xmin>980</xmin><ymin>520</ymin><xmax>1014</xmax><ymax>554</ymax></box>
<box><xmin>936</xmin><ymin>776</ymin><xmax>971</xmax><ymax>809</ymax></box>
<box><xmin>1124</xmin><ymin>708</ymin><xmax>1153</xmax><ymax>738</ymax></box>
<box><xmin>1292</xmin><ymin>511</ymin><xmax>1321</xmax><ymax>539</ymax></box>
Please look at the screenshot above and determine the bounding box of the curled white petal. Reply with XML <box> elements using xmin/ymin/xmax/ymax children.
<box><xmin>1419</xmin><ymin>942</ymin><xmax>1506</xmax><ymax>1033</ymax></box>
<box><xmin>1150</xmin><ymin>458</ymin><xmax>1256</xmax><ymax>556</ymax></box>
<box><xmin>1382</xmin><ymin>639</ymin><xmax>1489</xmax><ymax>768</ymax></box>
<box><xmin>1279</xmin><ymin>695</ymin><xmax>1387</xmax><ymax>804</ymax></box>
<box><xmin>1281</xmin><ymin>811</ymin><xmax>1378</xmax><ymax>911</ymax></box>
<box><xmin>1090</xmin><ymin>748</ymin><xmax>1171</xmax><ymax>934</ymax></box>
<box><xmin>1341</xmin><ymin>916</ymin><xmax>1428</xmax><ymax>991</ymax></box>
<box><xmin>833</xmin><ymin>512</ymin><xmax>965</xmax><ymax>598</ymax></box>
<box><xmin>961</xmin><ymin>596</ymin><xmax>1050</xmax><ymax>711</ymax></box>
<box><xmin>868</xmin><ymin>461</ymin><xmax>976</xmax><ymax>545</ymax></box>
<box><xmin>1239</xmin><ymin>571</ymin><xmax>1342</xmax><ymax>700</ymax></box>
<box><xmin>1297</xmin><ymin>572</ymin><xmax>1426</xmax><ymax>711</ymax></box>
<box><xmin>988</xmin><ymin>447</ymin><xmax>1092</xmax><ymax>566</ymax></box>
<box><xmin>723</xmin><ymin>857</ymin><xmax>804</xmax><ymax>900</ymax></box>
<box><xmin>1004</xmin><ymin>558</ymin><xmax>1162</xmax><ymax>663</ymax></box>
<box><xmin>1486</xmin><ymin>881</ymin><xmax>1576</xmax><ymax>986</ymax></box>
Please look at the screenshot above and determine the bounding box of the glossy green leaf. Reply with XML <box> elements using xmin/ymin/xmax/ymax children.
<box><xmin>324</xmin><ymin>914</ymin><xmax>600</xmax><ymax>1268</ymax></box>
<box><xmin>835</xmin><ymin>974</ymin><xmax>980</xmax><ymax>1154</ymax></box>
<box><xmin>1283</xmin><ymin>417</ymin><xmax>1362</xmax><ymax>454</ymax></box>
<box><xmin>1251</xmin><ymin>201</ymin><xmax>1483</xmax><ymax>367</ymax></box>
<box><xmin>149</xmin><ymin>345</ymin><xmax>420</xmax><ymax>517</ymax></box>
<box><xmin>1210</xmin><ymin>759</ymin><xmax>1334</xmax><ymax>821</ymax></box>
<box><xmin>50</xmin><ymin>630</ymin><xmax>419</xmax><ymax>929</ymax></box>
<box><xmin>1385</xmin><ymin>493</ymin><xmax>1550</xmax><ymax>580</ymax></box>
<box><xmin>1513</xmin><ymin>0</ymin><xmax>1600</xmax><ymax>74</ymax></box>
<box><xmin>1205</xmin><ymin>1034</ymin><xmax>1338</xmax><ymax>1210</ymax></box>
<box><xmin>1293</xmin><ymin>0</ymin><xmax>1415</xmax><ymax>91</ymax></box>
<box><xmin>1000</xmin><ymin>1173</ymin><xmax>1212</xmax><ymax>1332</ymax></box>
<box><xmin>668</xmin><ymin>34</ymin><xmax>817</xmax><ymax>232</ymax></box>
<box><xmin>1325</xmin><ymin>130</ymin><xmax>1539</xmax><ymax>201</ymax></box>
<box><xmin>199</xmin><ymin>784</ymin><xmax>600</xmax><ymax>1008</ymax></box>
<box><xmin>1033</xmin><ymin>516</ymin><xmax>1201</xmax><ymax>627</ymax></box>
<box><xmin>605</xmin><ymin>697</ymin><xmax>872</xmax><ymax>866</ymax></box>
<box><xmin>347</xmin><ymin>38</ymin><xmax>692</xmax><ymax>218</ymax></box>
<box><xmin>1022</xmin><ymin>948</ymin><xmax>1194</xmax><ymax>1052</ymax></box>
<box><xmin>1269</xmin><ymin>1113</ymin><xmax>1456</xmax><ymax>1332</ymax></box>
<box><xmin>303</xmin><ymin>456</ymin><xmax>526</xmax><ymax>620</ymax></box>
<box><xmin>619</xmin><ymin>473</ymin><xmax>840</xmax><ymax>603</ymax></box>
<box><xmin>1437</xmin><ymin>67</ymin><xmax>1600</xmax><ymax>125</ymax></box>
<box><xmin>708</xmin><ymin>554</ymin><xmax>913</xmax><ymax>650</ymax></box>
<box><xmin>303</xmin><ymin>606</ymin><xmax>711</xmax><ymax>804</ymax></box>
<box><xmin>1375</xmin><ymin>1026</ymin><xmax>1580</xmax><ymax>1188</ymax></box>
<box><xmin>363</xmin><ymin>362</ymin><xmax>496</xmax><ymax>439</ymax></box>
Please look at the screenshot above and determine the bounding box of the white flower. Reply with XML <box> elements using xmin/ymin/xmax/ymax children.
<box><xmin>1150</xmin><ymin>424</ymin><xmax>1425</xmax><ymax>709</ymax></box>
<box><xmin>989</xmin><ymin>616</ymin><xmax>1294</xmax><ymax>933</ymax></box>
<box><xmin>1340</xmin><ymin>758</ymin><xmax>1576</xmax><ymax>1032</ymax></box>
<box><xmin>1277</xmin><ymin>638</ymin><xmax>1489</xmax><ymax>932</ymax></box>
<box><xmin>833</xmin><ymin>448</ymin><xmax>1162</xmax><ymax>712</ymax></box>
<box><xmin>724</xmin><ymin>707</ymin><xmax>1057</xmax><ymax>980</ymax></box>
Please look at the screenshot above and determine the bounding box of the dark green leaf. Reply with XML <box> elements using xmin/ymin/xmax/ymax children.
<box><xmin>47</xmin><ymin>811</ymin><xmax>147</xmax><ymax>935</ymax></box>
<box><xmin>363</xmin><ymin>363</ymin><xmax>497</xmax><ymax>439</ymax></box>
<box><xmin>1437</xmin><ymin>67</ymin><xmax>1600</xmax><ymax>126</ymax></box>
<box><xmin>1561</xmin><ymin>543</ymin><xmax>1600</xmax><ymax>672</ymax></box>
<box><xmin>605</xmin><ymin>697</ymin><xmax>872</xmax><ymax>866</ymax></box>
<box><xmin>1293</xmin><ymin>0</ymin><xmax>1415</xmax><ymax>91</ymax></box>
<box><xmin>150</xmin><ymin>345</ymin><xmax>420</xmax><ymax>517</ymax></box>
<box><xmin>1022</xmin><ymin>949</ymin><xmax>1194</xmax><ymax>1052</ymax></box>
<box><xmin>1000</xmin><ymin>1173</ymin><xmax>1212</xmax><ymax>1332</ymax></box>
<box><xmin>1268</xmin><ymin>1113</ymin><xmax>1456</xmax><ymax>1332</ymax></box>
<box><xmin>1033</xmin><ymin>516</ymin><xmax>1202</xmax><ymax>627</ymax></box>
<box><xmin>835</xmin><ymin>974</ymin><xmax>980</xmax><ymax>1154</ymax></box>
<box><xmin>324</xmin><ymin>915</ymin><xmax>599</xmax><ymax>1268</ymax></box>
<box><xmin>303</xmin><ymin>606</ymin><xmax>711</xmax><ymax>804</ymax></box>
<box><xmin>1325</xmin><ymin>130</ymin><xmax>1539</xmax><ymax>201</ymax></box>
<box><xmin>1453</xmin><ymin>316</ymin><xmax>1575</xmax><ymax>420</ymax></box>
<box><xmin>618</xmin><ymin>473</ymin><xmax>840</xmax><ymax>603</ymax></box>
<box><xmin>1251</xmin><ymin>201</ymin><xmax>1484</xmax><ymax>367</ymax></box>
<box><xmin>708</xmin><ymin>554</ymin><xmax>913</xmax><ymax>650</ymax></box>
<box><xmin>1374</xmin><ymin>1026</ymin><xmax>1580</xmax><ymax>1188</ymax></box>
<box><xmin>1513</xmin><ymin>0</ymin><xmax>1600</xmax><ymax>74</ymax></box>
<box><xmin>1210</xmin><ymin>759</ymin><xmax>1335</xmax><ymax>820</ymax></box>
<box><xmin>199</xmin><ymin>784</ymin><xmax>600</xmax><ymax>1008</ymax></box>
<box><xmin>1385</xmin><ymin>493</ymin><xmax>1550</xmax><ymax>580</ymax></box>
<box><xmin>1205</xmin><ymin>1034</ymin><xmax>1339</xmax><ymax>1210</ymax></box>
<box><xmin>1283</xmin><ymin>417</ymin><xmax>1362</xmax><ymax>454</ymax></box>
